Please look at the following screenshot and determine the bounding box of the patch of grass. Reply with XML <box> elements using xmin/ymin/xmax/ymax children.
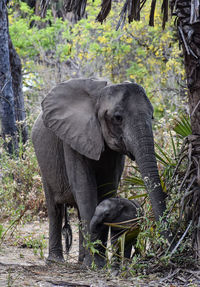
<box><xmin>21</xmin><ymin>234</ymin><xmax>47</xmax><ymax>258</ymax></box>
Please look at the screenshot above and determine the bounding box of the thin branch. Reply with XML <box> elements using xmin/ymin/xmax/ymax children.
<box><xmin>178</xmin><ymin>26</ymin><xmax>190</xmax><ymax>55</ymax></box>
<box><xmin>160</xmin><ymin>268</ymin><xmax>180</xmax><ymax>282</ymax></box>
<box><xmin>170</xmin><ymin>221</ymin><xmax>192</xmax><ymax>255</ymax></box>
<box><xmin>0</xmin><ymin>79</ymin><xmax>11</xmax><ymax>95</ymax></box>
<box><xmin>191</xmin><ymin>100</ymin><xmax>200</xmax><ymax>117</ymax></box>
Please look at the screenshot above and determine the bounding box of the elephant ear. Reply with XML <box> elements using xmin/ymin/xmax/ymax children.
<box><xmin>42</xmin><ymin>78</ymin><xmax>107</xmax><ymax>160</ymax></box>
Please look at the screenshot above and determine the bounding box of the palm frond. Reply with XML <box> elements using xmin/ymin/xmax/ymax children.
<box><xmin>128</xmin><ymin>193</ymin><xmax>147</xmax><ymax>200</ymax></box>
<box><xmin>40</xmin><ymin>0</ymin><xmax>87</xmax><ymax>19</ymax></box>
<box><xmin>39</xmin><ymin>0</ymin><xmax>170</xmax><ymax>30</ymax></box>
<box><xmin>173</xmin><ymin>115</ymin><xmax>192</xmax><ymax>138</ymax></box>
<box><xmin>96</xmin><ymin>0</ymin><xmax>112</xmax><ymax>24</ymax></box>
<box><xmin>170</xmin><ymin>131</ymin><xmax>177</xmax><ymax>159</ymax></box>
<box><xmin>97</xmin><ymin>0</ymin><xmax>169</xmax><ymax>30</ymax></box>
<box><xmin>104</xmin><ymin>216</ymin><xmax>142</xmax><ymax>229</ymax></box>
<box><xmin>125</xmin><ymin>175</ymin><xmax>145</xmax><ymax>187</ymax></box>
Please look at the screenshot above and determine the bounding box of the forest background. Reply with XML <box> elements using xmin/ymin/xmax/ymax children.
<box><xmin>0</xmin><ymin>0</ymin><xmax>199</xmax><ymax>282</ymax></box>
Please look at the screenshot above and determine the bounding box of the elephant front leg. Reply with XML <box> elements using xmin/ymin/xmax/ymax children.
<box><xmin>64</xmin><ymin>148</ymin><xmax>106</xmax><ymax>267</ymax></box>
<box><xmin>47</xmin><ymin>202</ymin><xmax>64</xmax><ymax>263</ymax></box>
<box><xmin>77</xmin><ymin>197</ymin><xmax>107</xmax><ymax>268</ymax></box>
<box><xmin>78</xmin><ymin>219</ymin><xmax>107</xmax><ymax>267</ymax></box>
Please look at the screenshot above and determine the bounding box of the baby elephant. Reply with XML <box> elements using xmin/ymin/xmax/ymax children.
<box><xmin>90</xmin><ymin>198</ymin><xmax>141</xmax><ymax>259</ymax></box>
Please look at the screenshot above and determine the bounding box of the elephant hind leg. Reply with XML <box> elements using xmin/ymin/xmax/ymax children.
<box><xmin>47</xmin><ymin>202</ymin><xmax>64</xmax><ymax>263</ymax></box>
<box><xmin>43</xmin><ymin>181</ymin><xmax>64</xmax><ymax>263</ymax></box>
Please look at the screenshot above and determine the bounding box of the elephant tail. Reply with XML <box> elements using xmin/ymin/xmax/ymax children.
<box><xmin>62</xmin><ymin>204</ymin><xmax>73</xmax><ymax>254</ymax></box>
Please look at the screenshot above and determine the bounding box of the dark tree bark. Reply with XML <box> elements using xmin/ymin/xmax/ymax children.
<box><xmin>174</xmin><ymin>0</ymin><xmax>200</xmax><ymax>258</ymax></box>
<box><xmin>9</xmin><ymin>35</ymin><xmax>28</xmax><ymax>144</ymax></box>
<box><xmin>184</xmin><ymin>42</ymin><xmax>200</xmax><ymax>135</ymax></box>
<box><xmin>22</xmin><ymin>0</ymin><xmax>35</xmax><ymax>9</ymax></box>
<box><xmin>0</xmin><ymin>0</ymin><xmax>17</xmax><ymax>153</ymax></box>
<box><xmin>173</xmin><ymin>0</ymin><xmax>200</xmax><ymax>134</ymax></box>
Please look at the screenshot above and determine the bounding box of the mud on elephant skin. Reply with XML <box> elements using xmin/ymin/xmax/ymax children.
<box><xmin>90</xmin><ymin>198</ymin><xmax>142</xmax><ymax>260</ymax></box>
<box><xmin>31</xmin><ymin>77</ymin><xmax>167</xmax><ymax>267</ymax></box>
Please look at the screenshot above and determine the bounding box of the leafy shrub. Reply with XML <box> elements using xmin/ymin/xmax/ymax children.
<box><xmin>0</xmin><ymin>136</ymin><xmax>46</xmax><ymax>223</ymax></box>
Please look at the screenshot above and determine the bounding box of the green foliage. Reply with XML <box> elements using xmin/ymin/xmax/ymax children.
<box><xmin>9</xmin><ymin>7</ymin><xmax>66</xmax><ymax>58</ymax></box>
<box><xmin>83</xmin><ymin>233</ymin><xmax>101</xmax><ymax>257</ymax></box>
<box><xmin>0</xmin><ymin>136</ymin><xmax>45</xmax><ymax>223</ymax></box>
<box><xmin>173</xmin><ymin>115</ymin><xmax>192</xmax><ymax>138</ymax></box>
<box><xmin>82</xmin><ymin>233</ymin><xmax>103</xmax><ymax>269</ymax></box>
<box><xmin>21</xmin><ymin>234</ymin><xmax>47</xmax><ymax>258</ymax></box>
<box><xmin>0</xmin><ymin>225</ymin><xmax>3</xmax><ymax>241</ymax></box>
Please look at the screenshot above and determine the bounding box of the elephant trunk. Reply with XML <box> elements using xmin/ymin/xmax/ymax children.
<box><xmin>90</xmin><ymin>205</ymin><xmax>106</xmax><ymax>234</ymax></box>
<box><xmin>135</xmin><ymin>149</ymin><xmax>166</xmax><ymax>221</ymax></box>
<box><xmin>90</xmin><ymin>215</ymin><xmax>101</xmax><ymax>234</ymax></box>
<box><xmin>125</xmin><ymin>123</ymin><xmax>167</xmax><ymax>222</ymax></box>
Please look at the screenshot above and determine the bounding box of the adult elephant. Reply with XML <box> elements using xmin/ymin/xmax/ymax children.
<box><xmin>32</xmin><ymin>78</ymin><xmax>167</xmax><ymax>267</ymax></box>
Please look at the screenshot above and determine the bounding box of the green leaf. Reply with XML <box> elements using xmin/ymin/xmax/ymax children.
<box><xmin>173</xmin><ymin>115</ymin><xmax>192</xmax><ymax>138</ymax></box>
<box><xmin>90</xmin><ymin>246</ymin><xmax>99</xmax><ymax>255</ymax></box>
<box><xmin>125</xmin><ymin>176</ymin><xmax>144</xmax><ymax>186</ymax></box>
<box><xmin>129</xmin><ymin>193</ymin><xmax>147</xmax><ymax>200</ymax></box>
<box><xmin>155</xmin><ymin>151</ymin><xmax>169</xmax><ymax>166</ymax></box>
<box><xmin>0</xmin><ymin>225</ymin><xmax>3</xmax><ymax>241</ymax></box>
<box><xmin>170</xmin><ymin>131</ymin><xmax>177</xmax><ymax>159</ymax></box>
<box><xmin>155</xmin><ymin>142</ymin><xmax>172</xmax><ymax>165</ymax></box>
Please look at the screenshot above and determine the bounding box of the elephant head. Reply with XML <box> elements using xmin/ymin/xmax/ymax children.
<box><xmin>90</xmin><ymin>198</ymin><xmax>141</xmax><ymax>235</ymax></box>
<box><xmin>42</xmin><ymin>78</ymin><xmax>166</xmax><ymax>222</ymax></box>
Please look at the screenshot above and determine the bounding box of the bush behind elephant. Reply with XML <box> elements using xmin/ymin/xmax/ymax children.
<box><xmin>31</xmin><ymin>78</ymin><xmax>166</xmax><ymax>267</ymax></box>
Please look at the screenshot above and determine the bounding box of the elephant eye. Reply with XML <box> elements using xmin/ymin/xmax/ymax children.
<box><xmin>113</xmin><ymin>114</ymin><xmax>123</xmax><ymax>124</ymax></box>
<box><xmin>104</xmin><ymin>210</ymin><xmax>110</xmax><ymax>216</ymax></box>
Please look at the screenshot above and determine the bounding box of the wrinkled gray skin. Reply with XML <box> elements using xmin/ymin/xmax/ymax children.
<box><xmin>31</xmin><ymin>78</ymin><xmax>167</xmax><ymax>267</ymax></box>
<box><xmin>90</xmin><ymin>198</ymin><xmax>141</xmax><ymax>259</ymax></box>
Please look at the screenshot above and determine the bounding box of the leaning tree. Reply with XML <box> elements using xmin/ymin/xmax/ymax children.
<box><xmin>39</xmin><ymin>0</ymin><xmax>200</xmax><ymax>258</ymax></box>
<box><xmin>0</xmin><ymin>0</ymin><xmax>28</xmax><ymax>154</ymax></box>
<box><xmin>0</xmin><ymin>0</ymin><xmax>17</xmax><ymax>153</ymax></box>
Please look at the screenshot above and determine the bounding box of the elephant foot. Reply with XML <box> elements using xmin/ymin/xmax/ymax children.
<box><xmin>46</xmin><ymin>253</ymin><xmax>65</xmax><ymax>264</ymax></box>
<box><xmin>83</xmin><ymin>254</ymin><xmax>106</xmax><ymax>269</ymax></box>
<box><xmin>94</xmin><ymin>255</ymin><xmax>106</xmax><ymax>269</ymax></box>
<box><xmin>78</xmin><ymin>247</ymin><xmax>85</xmax><ymax>263</ymax></box>
<box><xmin>78</xmin><ymin>254</ymin><xmax>84</xmax><ymax>264</ymax></box>
<box><xmin>111</xmin><ymin>267</ymin><xmax>120</xmax><ymax>276</ymax></box>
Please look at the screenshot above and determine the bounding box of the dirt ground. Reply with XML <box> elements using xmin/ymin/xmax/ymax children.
<box><xmin>0</xmin><ymin>218</ymin><xmax>200</xmax><ymax>287</ymax></box>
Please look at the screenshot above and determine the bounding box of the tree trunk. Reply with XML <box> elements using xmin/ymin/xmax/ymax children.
<box><xmin>184</xmin><ymin>56</ymin><xmax>200</xmax><ymax>135</ymax></box>
<box><xmin>175</xmin><ymin>0</ymin><xmax>200</xmax><ymax>259</ymax></box>
<box><xmin>35</xmin><ymin>0</ymin><xmax>41</xmax><ymax>16</ymax></box>
<box><xmin>8</xmin><ymin>35</ymin><xmax>28</xmax><ymax>144</ymax></box>
<box><xmin>0</xmin><ymin>0</ymin><xmax>17</xmax><ymax>154</ymax></box>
